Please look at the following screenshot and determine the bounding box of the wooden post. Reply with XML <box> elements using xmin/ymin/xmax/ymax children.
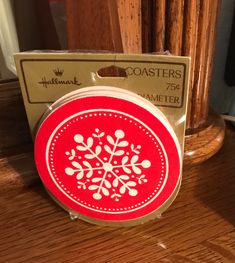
<box><xmin>66</xmin><ymin>0</ymin><xmax>123</xmax><ymax>52</ymax></box>
<box><xmin>154</xmin><ymin>0</ymin><xmax>166</xmax><ymax>52</ymax></box>
<box><xmin>165</xmin><ymin>0</ymin><xmax>184</xmax><ymax>55</ymax></box>
<box><xmin>152</xmin><ymin>0</ymin><xmax>225</xmax><ymax>164</ymax></box>
<box><xmin>117</xmin><ymin>0</ymin><xmax>142</xmax><ymax>53</ymax></box>
<box><xmin>183</xmin><ymin>0</ymin><xmax>225</xmax><ymax>164</ymax></box>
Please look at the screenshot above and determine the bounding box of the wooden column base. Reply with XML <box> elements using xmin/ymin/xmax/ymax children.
<box><xmin>184</xmin><ymin>112</ymin><xmax>225</xmax><ymax>165</ymax></box>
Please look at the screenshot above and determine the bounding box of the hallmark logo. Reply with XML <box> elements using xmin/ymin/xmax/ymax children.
<box><xmin>53</xmin><ymin>68</ymin><xmax>64</xmax><ymax>77</ymax></box>
<box><xmin>38</xmin><ymin>68</ymin><xmax>81</xmax><ymax>89</ymax></box>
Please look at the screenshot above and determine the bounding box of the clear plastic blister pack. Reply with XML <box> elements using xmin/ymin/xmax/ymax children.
<box><xmin>15</xmin><ymin>52</ymin><xmax>190</xmax><ymax>227</ymax></box>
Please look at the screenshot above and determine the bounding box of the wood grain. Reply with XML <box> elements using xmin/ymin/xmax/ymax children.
<box><xmin>165</xmin><ymin>0</ymin><xmax>184</xmax><ymax>55</ymax></box>
<box><xmin>66</xmin><ymin>0</ymin><xmax>123</xmax><ymax>52</ymax></box>
<box><xmin>200</xmin><ymin>0</ymin><xmax>221</xmax><ymax>123</ymax></box>
<box><xmin>184</xmin><ymin>111</ymin><xmax>225</xmax><ymax>165</ymax></box>
<box><xmin>35</xmin><ymin>0</ymin><xmax>61</xmax><ymax>49</ymax></box>
<box><xmin>117</xmin><ymin>0</ymin><xmax>142</xmax><ymax>53</ymax></box>
<box><xmin>0</xmin><ymin>80</ymin><xmax>31</xmax><ymax>156</ymax></box>
<box><xmin>141</xmin><ymin>0</ymin><xmax>153</xmax><ymax>53</ymax></box>
<box><xmin>190</xmin><ymin>0</ymin><xmax>210</xmax><ymax>128</ymax></box>
<box><xmin>154</xmin><ymin>0</ymin><xmax>166</xmax><ymax>52</ymax></box>
<box><xmin>182</xmin><ymin>0</ymin><xmax>200</xmax><ymax>129</ymax></box>
<box><xmin>0</xmin><ymin>81</ymin><xmax>235</xmax><ymax>262</ymax></box>
<box><xmin>150</xmin><ymin>0</ymin><xmax>224</xmax><ymax>163</ymax></box>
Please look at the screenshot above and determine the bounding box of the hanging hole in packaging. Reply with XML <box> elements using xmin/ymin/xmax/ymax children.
<box><xmin>97</xmin><ymin>65</ymin><xmax>127</xmax><ymax>78</ymax></box>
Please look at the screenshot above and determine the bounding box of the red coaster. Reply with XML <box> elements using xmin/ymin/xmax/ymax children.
<box><xmin>35</xmin><ymin>95</ymin><xmax>181</xmax><ymax>223</ymax></box>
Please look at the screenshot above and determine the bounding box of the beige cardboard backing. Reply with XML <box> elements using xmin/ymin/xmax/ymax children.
<box><xmin>14</xmin><ymin>52</ymin><xmax>190</xmax><ymax>153</ymax></box>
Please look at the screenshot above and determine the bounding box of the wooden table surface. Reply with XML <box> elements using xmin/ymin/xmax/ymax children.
<box><xmin>1</xmin><ymin>81</ymin><xmax>235</xmax><ymax>263</ymax></box>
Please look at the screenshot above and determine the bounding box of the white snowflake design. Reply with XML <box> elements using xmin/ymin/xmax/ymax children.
<box><xmin>65</xmin><ymin>128</ymin><xmax>151</xmax><ymax>201</ymax></box>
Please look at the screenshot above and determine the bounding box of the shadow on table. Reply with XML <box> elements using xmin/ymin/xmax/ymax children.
<box><xmin>0</xmin><ymin>82</ymin><xmax>32</xmax><ymax>158</ymax></box>
<box><xmin>194</xmin><ymin>124</ymin><xmax>235</xmax><ymax>226</ymax></box>
<box><xmin>0</xmin><ymin>83</ymin><xmax>44</xmax><ymax>197</ymax></box>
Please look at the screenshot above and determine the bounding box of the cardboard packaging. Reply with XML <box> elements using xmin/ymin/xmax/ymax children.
<box><xmin>15</xmin><ymin>52</ymin><xmax>190</xmax><ymax>226</ymax></box>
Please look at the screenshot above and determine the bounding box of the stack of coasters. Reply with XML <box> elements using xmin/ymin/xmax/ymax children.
<box><xmin>34</xmin><ymin>86</ymin><xmax>182</xmax><ymax>226</ymax></box>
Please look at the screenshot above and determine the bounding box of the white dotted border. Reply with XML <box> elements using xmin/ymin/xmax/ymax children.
<box><xmin>49</xmin><ymin>111</ymin><xmax>166</xmax><ymax>212</ymax></box>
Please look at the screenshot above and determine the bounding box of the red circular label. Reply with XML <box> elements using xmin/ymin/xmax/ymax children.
<box><xmin>35</xmin><ymin>96</ymin><xmax>181</xmax><ymax>222</ymax></box>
